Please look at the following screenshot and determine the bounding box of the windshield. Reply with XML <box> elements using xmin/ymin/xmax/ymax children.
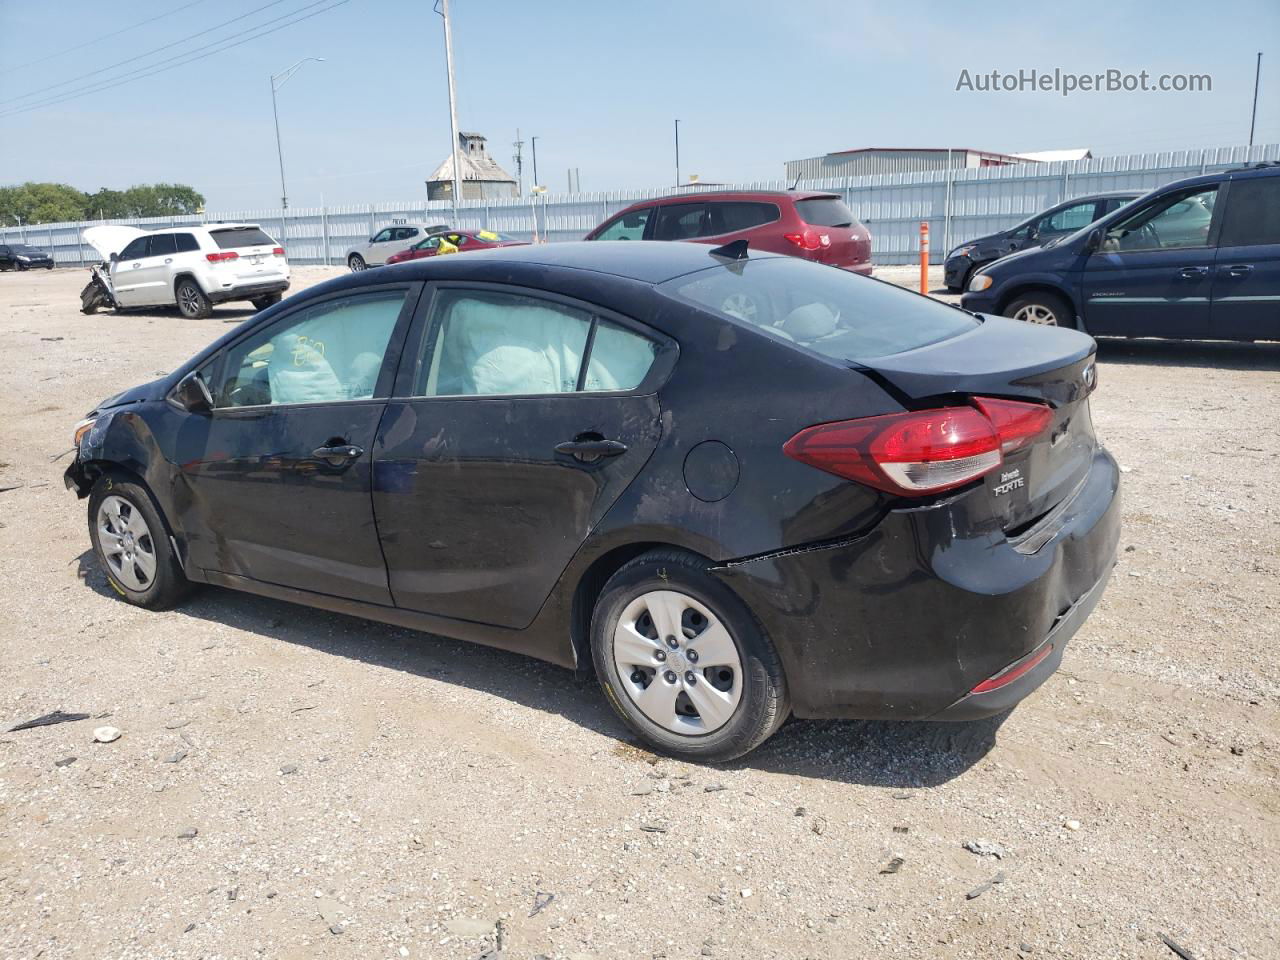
<box><xmin>661</xmin><ymin>257</ymin><xmax>977</xmax><ymax>361</ymax></box>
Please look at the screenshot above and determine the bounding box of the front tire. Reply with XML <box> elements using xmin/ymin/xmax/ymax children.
<box><xmin>1004</xmin><ymin>291</ymin><xmax>1075</xmax><ymax>328</ymax></box>
<box><xmin>348</xmin><ymin>253</ymin><xmax>367</xmax><ymax>272</ymax></box>
<box><xmin>175</xmin><ymin>278</ymin><xmax>212</xmax><ymax>319</ymax></box>
<box><xmin>88</xmin><ymin>475</ymin><xmax>191</xmax><ymax>610</ymax></box>
<box><xmin>591</xmin><ymin>549</ymin><xmax>789</xmax><ymax>762</ymax></box>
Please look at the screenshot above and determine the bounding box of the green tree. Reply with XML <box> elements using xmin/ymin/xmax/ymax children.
<box><xmin>0</xmin><ymin>181</ymin><xmax>207</xmax><ymax>224</ymax></box>
<box><xmin>0</xmin><ymin>182</ymin><xmax>86</xmax><ymax>225</ymax></box>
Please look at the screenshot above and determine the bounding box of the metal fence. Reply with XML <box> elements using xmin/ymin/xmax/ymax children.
<box><xmin>3</xmin><ymin>143</ymin><xmax>1276</xmax><ymax>268</ymax></box>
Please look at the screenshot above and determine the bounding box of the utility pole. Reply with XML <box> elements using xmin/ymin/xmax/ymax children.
<box><xmin>512</xmin><ymin>128</ymin><xmax>525</xmax><ymax>195</ymax></box>
<box><xmin>674</xmin><ymin>119</ymin><xmax>680</xmax><ymax>187</ymax></box>
<box><xmin>437</xmin><ymin>0</ymin><xmax>462</xmax><ymax>225</ymax></box>
<box><xmin>531</xmin><ymin>136</ymin><xmax>540</xmax><ymax>188</ymax></box>
<box><xmin>1249</xmin><ymin>51</ymin><xmax>1263</xmax><ymax>147</ymax></box>
<box><xmin>269</xmin><ymin>57</ymin><xmax>325</xmax><ymax>211</ymax></box>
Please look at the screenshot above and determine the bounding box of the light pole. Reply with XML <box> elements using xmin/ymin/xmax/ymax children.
<box><xmin>270</xmin><ymin>57</ymin><xmax>325</xmax><ymax>210</ymax></box>
<box><xmin>674</xmin><ymin>119</ymin><xmax>680</xmax><ymax>187</ymax></box>
<box><xmin>435</xmin><ymin>0</ymin><xmax>462</xmax><ymax>226</ymax></box>
<box><xmin>1249</xmin><ymin>52</ymin><xmax>1263</xmax><ymax>148</ymax></box>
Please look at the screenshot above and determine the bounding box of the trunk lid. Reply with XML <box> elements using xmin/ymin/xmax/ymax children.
<box><xmin>860</xmin><ymin>316</ymin><xmax>1099</xmax><ymax>533</ymax></box>
<box><xmin>794</xmin><ymin>195</ymin><xmax>872</xmax><ymax>268</ymax></box>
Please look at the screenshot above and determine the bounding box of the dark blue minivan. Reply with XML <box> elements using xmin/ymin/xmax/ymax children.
<box><xmin>961</xmin><ymin>163</ymin><xmax>1280</xmax><ymax>341</ymax></box>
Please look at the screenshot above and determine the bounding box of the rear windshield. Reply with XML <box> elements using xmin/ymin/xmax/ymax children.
<box><xmin>210</xmin><ymin>227</ymin><xmax>275</xmax><ymax>249</ymax></box>
<box><xmin>661</xmin><ymin>257</ymin><xmax>977</xmax><ymax>361</ymax></box>
<box><xmin>795</xmin><ymin>197</ymin><xmax>857</xmax><ymax>228</ymax></box>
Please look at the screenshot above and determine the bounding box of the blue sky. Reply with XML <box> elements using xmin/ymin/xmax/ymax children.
<box><xmin>0</xmin><ymin>0</ymin><xmax>1276</xmax><ymax>211</ymax></box>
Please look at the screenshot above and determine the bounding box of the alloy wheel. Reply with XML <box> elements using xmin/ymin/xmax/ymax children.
<box><xmin>612</xmin><ymin>589</ymin><xmax>743</xmax><ymax>735</ymax></box>
<box><xmin>97</xmin><ymin>495</ymin><xmax>157</xmax><ymax>591</ymax></box>
<box><xmin>178</xmin><ymin>284</ymin><xmax>201</xmax><ymax>317</ymax></box>
<box><xmin>1014</xmin><ymin>303</ymin><xmax>1059</xmax><ymax>325</ymax></box>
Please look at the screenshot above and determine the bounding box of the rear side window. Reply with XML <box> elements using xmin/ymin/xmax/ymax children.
<box><xmin>174</xmin><ymin>233</ymin><xmax>199</xmax><ymax>253</ymax></box>
<box><xmin>654</xmin><ymin>203</ymin><xmax>710</xmax><ymax>241</ymax></box>
<box><xmin>795</xmin><ymin>197</ymin><xmax>857</xmax><ymax>228</ymax></box>
<box><xmin>710</xmin><ymin>202</ymin><xmax>780</xmax><ymax>234</ymax></box>
<box><xmin>148</xmin><ymin>234</ymin><xmax>177</xmax><ymax>257</ymax></box>
<box><xmin>210</xmin><ymin>227</ymin><xmax>275</xmax><ymax>249</ymax></box>
<box><xmin>1219</xmin><ymin>177</ymin><xmax>1280</xmax><ymax>247</ymax></box>
<box><xmin>662</xmin><ymin>257</ymin><xmax>977</xmax><ymax>361</ymax></box>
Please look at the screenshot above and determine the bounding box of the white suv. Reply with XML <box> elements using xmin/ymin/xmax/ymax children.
<box><xmin>85</xmin><ymin>223</ymin><xmax>291</xmax><ymax>318</ymax></box>
<box><xmin>346</xmin><ymin>223</ymin><xmax>448</xmax><ymax>271</ymax></box>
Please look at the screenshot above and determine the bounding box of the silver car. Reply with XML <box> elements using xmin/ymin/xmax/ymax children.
<box><xmin>346</xmin><ymin>223</ymin><xmax>448</xmax><ymax>271</ymax></box>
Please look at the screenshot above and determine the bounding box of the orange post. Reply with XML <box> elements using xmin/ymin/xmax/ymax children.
<box><xmin>919</xmin><ymin>221</ymin><xmax>930</xmax><ymax>295</ymax></box>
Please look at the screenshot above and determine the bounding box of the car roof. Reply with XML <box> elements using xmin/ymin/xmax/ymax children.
<box><xmin>145</xmin><ymin>223</ymin><xmax>261</xmax><ymax>235</ymax></box>
<box><xmin>369</xmin><ymin>239</ymin><xmax>787</xmax><ymax>285</ymax></box>
<box><xmin>617</xmin><ymin>189</ymin><xmax>839</xmax><ymax>210</ymax></box>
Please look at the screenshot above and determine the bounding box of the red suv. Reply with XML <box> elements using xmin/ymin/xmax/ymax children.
<box><xmin>585</xmin><ymin>190</ymin><xmax>873</xmax><ymax>274</ymax></box>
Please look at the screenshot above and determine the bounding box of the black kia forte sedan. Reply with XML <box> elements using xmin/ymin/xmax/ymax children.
<box><xmin>66</xmin><ymin>241</ymin><xmax>1120</xmax><ymax>761</ymax></box>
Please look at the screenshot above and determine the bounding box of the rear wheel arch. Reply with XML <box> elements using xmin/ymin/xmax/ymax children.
<box><xmin>172</xmin><ymin>271</ymin><xmax>205</xmax><ymax>296</ymax></box>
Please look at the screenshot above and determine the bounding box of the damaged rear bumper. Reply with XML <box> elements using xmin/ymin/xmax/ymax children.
<box><xmin>713</xmin><ymin>448</ymin><xmax>1121</xmax><ymax>721</ymax></box>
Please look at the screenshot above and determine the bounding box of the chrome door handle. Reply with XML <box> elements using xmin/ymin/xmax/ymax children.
<box><xmin>312</xmin><ymin>443</ymin><xmax>363</xmax><ymax>464</ymax></box>
<box><xmin>164</xmin><ymin>258</ymin><xmax>173</xmax><ymax>264</ymax></box>
<box><xmin>1177</xmin><ymin>266</ymin><xmax>1208</xmax><ymax>279</ymax></box>
<box><xmin>1224</xmin><ymin>264</ymin><xmax>1254</xmax><ymax>277</ymax></box>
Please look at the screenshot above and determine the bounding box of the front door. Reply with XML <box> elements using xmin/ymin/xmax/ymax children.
<box><xmin>373</xmin><ymin>285</ymin><xmax>668</xmax><ymax>628</ymax></box>
<box><xmin>1082</xmin><ymin>184</ymin><xmax>1220</xmax><ymax>338</ymax></box>
<box><xmin>110</xmin><ymin>235</ymin><xmax>154</xmax><ymax>307</ymax></box>
<box><xmin>129</xmin><ymin>233</ymin><xmax>178</xmax><ymax>305</ymax></box>
<box><xmin>1211</xmin><ymin>175</ymin><xmax>1280</xmax><ymax>341</ymax></box>
<box><xmin>177</xmin><ymin>285</ymin><xmax>420</xmax><ymax>603</ymax></box>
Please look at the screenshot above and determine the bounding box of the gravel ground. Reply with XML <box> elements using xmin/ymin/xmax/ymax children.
<box><xmin>1</xmin><ymin>265</ymin><xmax>1277</xmax><ymax>960</ymax></box>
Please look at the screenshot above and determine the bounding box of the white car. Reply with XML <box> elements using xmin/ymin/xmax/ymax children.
<box><xmin>83</xmin><ymin>223</ymin><xmax>290</xmax><ymax>319</ymax></box>
<box><xmin>346</xmin><ymin>222</ymin><xmax>448</xmax><ymax>271</ymax></box>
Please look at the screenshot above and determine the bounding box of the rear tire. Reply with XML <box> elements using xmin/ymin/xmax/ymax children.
<box><xmin>1004</xmin><ymin>291</ymin><xmax>1075</xmax><ymax>328</ymax></box>
<box><xmin>88</xmin><ymin>475</ymin><xmax>191</xmax><ymax>610</ymax></box>
<box><xmin>348</xmin><ymin>253</ymin><xmax>366</xmax><ymax>272</ymax></box>
<box><xmin>175</xmin><ymin>278</ymin><xmax>212</xmax><ymax>319</ymax></box>
<box><xmin>251</xmin><ymin>293</ymin><xmax>282</xmax><ymax>310</ymax></box>
<box><xmin>591</xmin><ymin>549</ymin><xmax>790</xmax><ymax>762</ymax></box>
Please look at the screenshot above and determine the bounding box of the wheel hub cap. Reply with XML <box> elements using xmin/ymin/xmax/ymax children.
<box><xmin>97</xmin><ymin>495</ymin><xmax>156</xmax><ymax>592</ymax></box>
<box><xmin>612</xmin><ymin>589</ymin><xmax>743</xmax><ymax>736</ymax></box>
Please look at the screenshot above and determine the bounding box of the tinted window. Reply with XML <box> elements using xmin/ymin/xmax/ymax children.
<box><xmin>1219</xmin><ymin>177</ymin><xmax>1280</xmax><ymax>247</ymax></box>
<box><xmin>1105</xmin><ymin>186</ymin><xmax>1217</xmax><ymax>251</ymax></box>
<box><xmin>419</xmin><ymin>291</ymin><xmax>592</xmax><ymax>396</ymax></box>
<box><xmin>795</xmin><ymin>197</ymin><xmax>856</xmax><ymax>227</ymax></box>
<box><xmin>654</xmin><ymin>203</ymin><xmax>709</xmax><ymax>241</ymax></box>
<box><xmin>215</xmin><ymin>290</ymin><xmax>407</xmax><ymax>408</ymax></box>
<box><xmin>174</xmin><ymin>233</ymin><xmax>199</xmax><ymax>253</ymax></box>
<box><xmin>710</xmin><ymin>202</ymin><xmax>780</xmax><ymax>234</ymax></box>
<box><xmin>210</xmin><ymin>227</ymin><xmax>275</xmax><ymax>249</ymax></box>
<box><xmin>1042</xmin><ymin>201</ymin><xmax>1096</xmax><ymax>233</ymax></box>
<box><xmin>662</xmin><ymin>257</ymin><xmax>977</xmax><ymax>361</ymax></box>
<box><xmin>594</xmin><ymin>208</ymin><xmax>652</xmax><ymax>241</ymax></box>
<box><xmin>148</xmin><ymin>234</ymin><xmax>177</xmax><ymax>257</ymax></box>
<box><xmin>119</xmin><ymin>237</ymin><xmax>149</xmax><ymax>260</ymax></box>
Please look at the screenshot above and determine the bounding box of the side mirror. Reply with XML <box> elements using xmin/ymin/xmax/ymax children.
<box><xmin>171</xmin><ymin>371</ymin><xmax>213</xmax><ymax>413</ymax></box>
<box><xmin>1084</xmin><ymin>228</ymin><xmax>1104</xmax><ymax>254</ymax></box>
<box><xmin>109</xmin><ymin>252</ymin><xmax>119</xmax><ymax>262</ymax></box>
<box><xmin>1026</xmin><ymin>225</ymin><xmax>1040</xmax><ymax>241</ymax></box>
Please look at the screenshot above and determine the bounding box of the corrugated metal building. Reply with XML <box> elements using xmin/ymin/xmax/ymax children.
<box><xmin>426</xmin><ymin>132</ymin><xmax>519</xmax><ymax>201</ymax></box>
<box><xmin>785</xmin><ymin>147</ymin><xmax>1027</xmax><ymax>181</ymax></box>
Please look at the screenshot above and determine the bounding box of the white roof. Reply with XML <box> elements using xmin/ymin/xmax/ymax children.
<box><xmin>1014</xmin><ymin>148</ymin><xmax>1092</xmax><ymax>163</ymax></box>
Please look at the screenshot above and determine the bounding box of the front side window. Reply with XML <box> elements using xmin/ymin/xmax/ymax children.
<box><xmin>371</xmin><ymin>229</ymin><xmax>394</xmax><ymax>243</ymax></box>
<box><xmin>593</xmin><ymin>207</ymin><xmax>653</xmax><ymax>241</ymax></box>
<box><xmin>214</xmin><ymin>290</ymin><xmax>408</xmax><ymax>408</ymax></box>
<box><xmin>1219</xmin><ymin>177</ymin><xmax>1280</xmax><ymax>247</ymax></box>
<box><xmin>1041</xmin><ymin>201</ymin><xmax>1097</xmax><ymax>234</ymax></box>
<box><xmin>119</xmin><ymin>237</ymin><xmax>148</xmax><ymax>260</ymax></box>
<box><xmin>663</xmin><ymin>257</ymin><xmax>977</xmax><ymax>362</ymax></box>
<box><xmin>417</xmin><ymin>290</ymin><xmax>656</xmax><ymax>397</ymax></box>
<box><xmin>1104</xmin><ymin>186</ymin><xmax>1218</xmax><ymax>251</ymax></box>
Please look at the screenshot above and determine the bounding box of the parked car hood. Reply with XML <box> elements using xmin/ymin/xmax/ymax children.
<box><xmin>83</xmin><ymin>225</ymin><xmax>144</xmax><ymax>261</ymax></box>
<box><xmin>93</xmin><ymin>376</ymin><xmax>168</xmax><ymax>414</ymax></box>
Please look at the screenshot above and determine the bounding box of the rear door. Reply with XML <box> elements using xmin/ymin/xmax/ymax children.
<box><xmin>207</xmin><ymin>226</ymin><xmax>287</xmax><ymax>286</ymax></box>
<box><xmin>179</xmin><ymin>285</ymin><xmax>420</xmax><ymax>603</ymax></box>
<box><xmin>373</xmin><ymin>284</ymin><xmax>671</xmax><ymax>628</ymax></box>
<box><xmin>1081</xmin><ymin>183</ymin><xmax>1220</xmax><ymax>338</ymax></box>
<box><xmin>653</xmin><ymin>203</ymin><xmax>710</xmax><ymax>241</ymax></box>
<box><xmin>1211</xmin><ymin>174</ymin><xmax>1280</xmax><ymax>341</ymax></box>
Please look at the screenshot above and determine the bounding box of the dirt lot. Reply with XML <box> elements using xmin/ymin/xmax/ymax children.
<box><xmin>1</xmin><ymin>265</ymin><xmax>1277</xmax><ymax>960</ymax></box>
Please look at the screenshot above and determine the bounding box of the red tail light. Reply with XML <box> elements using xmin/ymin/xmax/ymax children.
<box><xmin>783</xmin><ymin>228</ymin><xmax>823</xmax><ymax>251</ymax></box>
<box><xmin>272</xmin><ymin>246</ymin><xmax>286</xmax><ymax>256</ymax></box>
<box><xmin>783</xmin><ymin>398</ymin><xmax>1052</xmax><ymax>496</ymax></box>
<box><xmin>971</xmin><ymin>643</ymin><xmax>1054</xmax><ymax>693</ymax></box>
<box><xmin>205</xmin><ymin>251</ymin><xmax>239</xmax><ymax>263</ymax></box>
